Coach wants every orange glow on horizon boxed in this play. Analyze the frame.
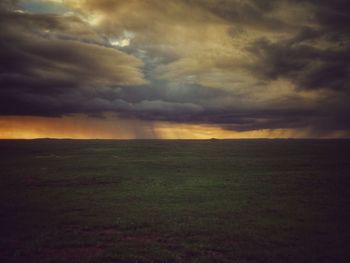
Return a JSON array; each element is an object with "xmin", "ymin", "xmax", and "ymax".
[
  {"xmin": 0, "ymin": 115, "xmax": 348, "ymax": 139},
  {"xmin": 0, "ymin": 115, "xmax": 156, "ymax": 139}
]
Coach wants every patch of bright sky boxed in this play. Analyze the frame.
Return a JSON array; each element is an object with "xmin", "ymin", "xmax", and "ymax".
[
  {"xmin": 110, "ymin": 31, "xmax": 135, "ymax": 47},
  {"xmin": 20, "ymin": 0, "xmax": 70, "ymax": 14}
]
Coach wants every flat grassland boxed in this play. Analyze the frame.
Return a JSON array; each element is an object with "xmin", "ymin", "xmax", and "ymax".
[{"xmin": 0, "ymin": 139, "xmax": 349, "ymax": 263}]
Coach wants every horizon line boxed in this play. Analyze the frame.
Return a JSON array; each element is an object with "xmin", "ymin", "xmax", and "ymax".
[{"xmin": 1, "ymin": 137, "xmax": 349, "ymax": 141}]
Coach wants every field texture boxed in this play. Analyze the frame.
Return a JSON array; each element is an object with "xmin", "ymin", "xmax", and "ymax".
[{"xmin": 0, "ymin": 139, "xmax": 349, "ymax": 263}]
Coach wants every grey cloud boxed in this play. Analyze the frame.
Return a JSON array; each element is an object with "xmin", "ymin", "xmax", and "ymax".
[
  {"xmin": 244, "ymin": 0, "xmax": 350, "ymax": 92},
  {"xmin": 0, "ymin": 5, "xmax": 147, "ymax": 116},
  {"xmin": 247, "ymin": 38, "xmax": 350, "ymax": 91},
  {"xmin": 0, "ymin": 0, "xmax": 350, "ymax": 135}
]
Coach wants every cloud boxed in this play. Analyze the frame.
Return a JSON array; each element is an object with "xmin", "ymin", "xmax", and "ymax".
[
  {"xmin": 0, "ymin": 3, "xmax": 146, "ymax": 116},
  {"xmin": 247, "ymin": 38, "xmax": 350, "ymax": 91},
  {"xmin": 0, "ymin": 0, "xmax": 349, "ymax": 137}
]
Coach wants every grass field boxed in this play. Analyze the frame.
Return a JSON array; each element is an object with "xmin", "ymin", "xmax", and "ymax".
[{"xmin": 0, "ymin": 139, "xmax": 349, "ymax": 263}]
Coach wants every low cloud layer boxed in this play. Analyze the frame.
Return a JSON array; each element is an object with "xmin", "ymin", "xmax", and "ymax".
[{"xmin": 0, "ymin": 0, "xmax": 349, "ymax": 137}]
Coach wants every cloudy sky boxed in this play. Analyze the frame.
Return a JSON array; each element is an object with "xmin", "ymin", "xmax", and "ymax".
[{"xmin": 0, "ymin": 0, "xmax": 349, "ymax": 138}]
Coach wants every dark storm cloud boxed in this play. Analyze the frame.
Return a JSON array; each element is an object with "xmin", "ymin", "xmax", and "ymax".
[
  {"xmin": 0, "ymin": 11, "xmax": 145, "ymax": 84},
  {"xmin": 311, "ymin": 0, "xmax": 350, "ymax": 34},
  {"xmin": 123, "ymin": 107, "xmax": 317, "ymax": 131},
  {"xmin": 0, "ymin": 0, "xmax": 349, "ymax": 135},
  {"xmin": 247, "ymin": 38, "xmax": 350, "ymax": 91},
  {"xmin": 246, "ymin": 0, "xmax": 350, "ymax": 92},
  {"xmin": 0, "ymin": 2, "xmax": 146, "ymax": 115}
]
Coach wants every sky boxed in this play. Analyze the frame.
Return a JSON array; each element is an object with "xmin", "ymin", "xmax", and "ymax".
[{"xmin": 0, "ymin": 0, "xmax": 349, "ymax": 139}]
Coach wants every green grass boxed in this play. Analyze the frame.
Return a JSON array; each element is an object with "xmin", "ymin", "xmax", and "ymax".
[{"xmin": 0, "ymin": 139, "xmax": 349, "ymax": 262}]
